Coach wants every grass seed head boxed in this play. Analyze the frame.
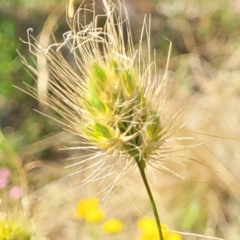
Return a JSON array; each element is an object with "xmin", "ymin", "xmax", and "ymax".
[
  {"xmin": 21, "ymin": 0, "xmax": 177, "ymax": 192},
  {"xmin": 81, "ymin": 60, "xmax": 162, "ymax": 162}
]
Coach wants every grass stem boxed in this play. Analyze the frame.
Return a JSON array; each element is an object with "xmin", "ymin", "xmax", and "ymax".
[{"xmin": 136, "ymin": 157, "xmax": 164, "ymax": 240}]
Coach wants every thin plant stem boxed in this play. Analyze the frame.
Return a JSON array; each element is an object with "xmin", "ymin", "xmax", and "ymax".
[{"xmin": 136, "ymin": 157, "xmax": 164, "ymax": 240}]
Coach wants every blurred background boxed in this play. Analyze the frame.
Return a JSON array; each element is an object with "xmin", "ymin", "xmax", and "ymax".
[{"xmin": 1, "ymin": 0, "xmax": 240, "ymax": 239}]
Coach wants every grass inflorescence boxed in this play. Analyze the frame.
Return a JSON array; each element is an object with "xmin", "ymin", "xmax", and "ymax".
[
  {"xmin": 19, "ymin": 0, "xmax": 181, "ymax": 239},
  {"xmin": 82, "ymin": 60, "xmax": 163, "ymax": 164},
  {"xmin": 20, "ymin": 0, "xmax": 177, "ymax": 196}
]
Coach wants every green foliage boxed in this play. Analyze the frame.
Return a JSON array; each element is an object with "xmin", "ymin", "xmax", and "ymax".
[{"xmin": 0, "ymin": 19, "xmax": 17, "ymax": 99}]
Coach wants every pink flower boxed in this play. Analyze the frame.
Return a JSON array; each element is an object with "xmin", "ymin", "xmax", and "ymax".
[
  {"xmin": 0, "ymin": 178, "xmax": 8, "ymax": 189},
  {"xmin": 0, "ymin": 167, "xmax": 10, "ymax": 189},
  {"xmin": 8, "ymin": 186, "xmax": 23, "ymax": 200},
  {"xmin": 0, "ymin": 167, "xmax": 10, "ymax": 180}
]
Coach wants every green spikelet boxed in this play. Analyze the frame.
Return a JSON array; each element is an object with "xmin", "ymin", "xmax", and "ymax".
[{"xmin": 81, "ymin": 61, "xmax": 162, "ymax": 163}]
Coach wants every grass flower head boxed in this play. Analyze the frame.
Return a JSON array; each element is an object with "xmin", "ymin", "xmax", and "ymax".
[
  {"xmin": 21, "ymin": 0, "xmax": 178, "ymax": 239},
  {"xmin": 22, "ymin": 0, "xmax": 175, "ymax": 198}
]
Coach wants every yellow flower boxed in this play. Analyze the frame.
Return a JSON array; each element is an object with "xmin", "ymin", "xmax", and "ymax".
[
  {"xmin": 138, "ymin": 233, "xmax": 159, "ymax": 240},
  {"xmin": 137, "ymin": 218, "xmax": 182, "ymax": 240},
  {"xmin": 102, "ymin": 219, "xmax": 123, "ymax": 234},
  {"xmin": 138, "ymin": 217, "xmax": 157, "ymax": 232},
  {"xmin": 166, "ymin": 232, "xmax": 182, "ymax": 240},
  {"xmin": 0, "ymin": 219, "xmax": 32, "ymax": 240},
  {"xmin": 74, "ymin": 198, "xmax": 99, "ymax": 218},
  {"xmin": 74, "ymin": 198, "xmax": 104, "ymax": 222},
  {"xmin": 84, "ymin": 208, "xmax": 105, "ymax": 223},
  {"xmin": 138, "ymin": 217, "xmax": 167, "ymax": 238}
]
